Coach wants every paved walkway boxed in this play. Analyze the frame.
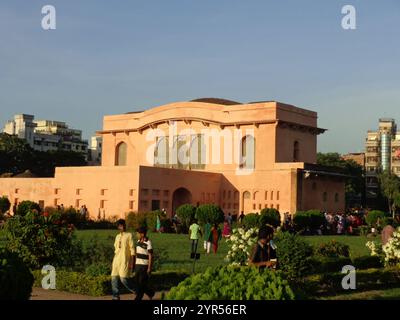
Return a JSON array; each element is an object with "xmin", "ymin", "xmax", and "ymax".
[{"xmin": 30, "ymin": 287, "xmax": 164, "ymax": 300}]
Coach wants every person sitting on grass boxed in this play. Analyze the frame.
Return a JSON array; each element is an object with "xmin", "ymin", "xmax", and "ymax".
[
  {"xmin": 134, "ymin": 226, "xmax": 155, "ymax": 300},
  {"xmin": 248, "ymin": 225, "xmax": 277, "ymax": 270},
  {"xmin": 111, "ymin": 219, "xmax": 137, "ymax": 300}
]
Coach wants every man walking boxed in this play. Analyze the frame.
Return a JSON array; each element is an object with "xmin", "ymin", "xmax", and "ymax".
[
  {"xmin": 134, "ymin": 226, "xmax": 155, "ymax": 300},
  {"xmin": 111, "ymin": 219, "xmax": 136, "ymax": 300},
  {"xmin": 189, "ymin": 218, "xmax": 202, "ymax": 255}
]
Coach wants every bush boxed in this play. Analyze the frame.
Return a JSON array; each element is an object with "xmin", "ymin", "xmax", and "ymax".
[
  {"xmin": 16, "ymin": 201, "xmax": 41, "ymax": 216},
  {"xmin": 195, "ymin": 204, "xmax": 224, "ymax": 225},
  {"xmin": 242, "ymin": 213, "xmax": 260, "ymax": 229},
  {"xmin": 165, "ymin": 266, "xmax": 296, "ymax": 300},
  {"xmin": 3, "ymin": 210, "xmax": 76, "ymax": 269},
  {"xmin": 352, "ymin": 255, "xmax": 383, "ymax": 270},
  {"xmin": 314, "ymin": 240, "xmax": 350, "ymax": 258},
  {"xmin": 365, "ymin": 210, "xmax": 388, "ymax": 227},
  {"xmin": 126, "ymin": 211, "xmax": 147, "ymax": 230},
  {"xmin": 274, "ymin": 231, "xmax": 314, "ymax": 280},
  {"xmin": 0, "ymin": 247, "xmax": 34, "ymax": 300},
  {"xmin": 259, "ymin": 208, "xmax": 281, "ymax": 228},
  {"xmin": 126, "ymin": 210, "xmax": 165, "ymax": 232},
  {"xmin": 310, "ymin": 256, "xmax": 352, "ymax": 274},
  {"xmin": 85, "ymin": 263, "xmax": 112, "ymax": 277},
  {"xmin": 293, "ymin": 210, "xmax": 325, "ymax": 233},
  {"xmin": 303, "ymin": 268, "xmax": 400, "ymax": 296},
  {"xmin": 31, "ymin": 269, "xmax": 189, "ymax": 296},
  {"xmin": 176, "ymin": 204, "xmax": 196, "ymax": 230},
  {"xmin": 0, "ymin": 196, "xmax": 11, "ymax": 214}
]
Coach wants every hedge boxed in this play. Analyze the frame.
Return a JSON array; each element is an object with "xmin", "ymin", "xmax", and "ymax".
[
  {"xmin": 303, "ymin": 267, "xmax": 400, "ymax": 297},
  {"xmin": 32, "ymin": 269, "xmax": 189, "ymax": 296}
]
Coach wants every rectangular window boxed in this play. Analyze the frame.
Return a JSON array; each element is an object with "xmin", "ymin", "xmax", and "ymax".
[
  {"xmin": 15, "ymin": 188, "xmax": 19, "ymax": 194},
  {"xmin": 75, "ymin": 199, "xmax": 81, "ymax": 208},
  {"xmin": 54, "ymin": 199, "xmax": 59, "ymax": 206},
  {"xmin": 258, "ymin": 204, "xmax": 262, "ymax": 210},
  {"xmin": 223, "ymin": 190, "xmax": 226, "ymax": 199},
  {"xmin": 151, "ymin": 200, "xmax": 161, "ymax": 211},
  {"xmin": 141, "ymin": 189, "xmax": 149, "ymax": 197},
  {"xmin": 277, "ymin": 191, "xmax": 280, "ymax": 201},
  {"xmin": 76, "ymin": 189, "xmax": 82, "ymax": 196},
  {"xmin": 152, "ymin": 189, "xmax": 160, "ymax": 197},
  {"xmin": 54, "ymin": 188, "xmax": 60, "ymax": 195},
  {"xmin": 101, "ymin": 189, "xmax": 107, "ymax": 196},
  {"xmin": 100, "ymin": 200, "xmax": 105, "ymax": 209},
  {"xmin": 253, "ymin": 203, "xmax": 256, "ymax": 210},
  {"xmin": 271, "ymin": 191, "xmax": 274, "ymax": 201},
  {"xmin": 277, "ymin": 204, "xmax": 280, "ymax": 211},
  {"xmin": 129, "ymin": 189, "xmax": 135, "ymax": 197},
  {"xmin": 129, "ymin": 201, "xmax": 134, "ymax": 210},
  {"xmin": 228, "ymin": 191, "xmax": 231, "ymax": 199},
  {"xmin": 163, "ymin": 190, "xmax": 169, "ymax": 197},
  {"xmin": 140, "ymin": 200, "xmax": 148, "ymax": 209}
]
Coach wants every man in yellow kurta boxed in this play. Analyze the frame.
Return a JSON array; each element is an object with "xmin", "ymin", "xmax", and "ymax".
[{"xmin": 111, "ymin": 219, "xmax": 136, "ymax": 300}]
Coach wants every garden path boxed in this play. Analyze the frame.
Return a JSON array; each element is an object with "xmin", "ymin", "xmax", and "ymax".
[{"xmin": 30, "ymin": 287, "xmax": 164, "ymax": 300}]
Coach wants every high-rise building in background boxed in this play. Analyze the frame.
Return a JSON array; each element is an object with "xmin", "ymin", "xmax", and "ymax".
[
  {"xmin": 2, "ymin": 114, "xmax": 88, "ymax": 158},
  {"xmin": 365, "ymin": 118, "xmax": 400, "ymax": 204},
  {"xmin": 88, "ymin": 136, "xmax": 102, "ymax": 165}
]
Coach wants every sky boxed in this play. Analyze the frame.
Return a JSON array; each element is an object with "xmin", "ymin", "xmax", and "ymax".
[{"xmin": 0, "ymin": 0, "xmax": 399, "ymax": 153}]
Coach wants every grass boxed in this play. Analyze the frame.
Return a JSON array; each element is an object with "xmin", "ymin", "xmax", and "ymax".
[
  {"xmin": 302, "ymin": 235, "xmax": 376, "ymax": 258},
  {"xmin": 322, "ymin": 287, "xmax": 400, "ymax": 300},
  {"xmin": 1, "ymin": 227, "xmax": 398, "ymax": 299},
  {"xmin": 76, "ymin": 229, "xmax": 230, "ymax": 273}
]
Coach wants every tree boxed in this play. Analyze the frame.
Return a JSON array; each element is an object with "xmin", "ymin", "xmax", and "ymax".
[
  {"xmin": 378, "ymin": 170, "xmax": 400, "ymax": 218},
  {"xmin": 317, "ymin": 152, "xmax": 365, "ymax": 207},
  {"xmin": 0, "ymin": 133, "xmax": 35, "ymax": 175},
  {"xmin": 0, "ymin": 196, "xmax": 11, "ymax": 214},
  {"xmin": 0, "ymin": 133, "xmax": 87, "ymax": 177}
]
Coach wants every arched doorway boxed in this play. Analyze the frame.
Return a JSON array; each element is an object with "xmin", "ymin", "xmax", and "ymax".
[
  {"xmin": 172, "ymin": 187, "xmax": 192, "ymax": 214},
  {"xmin": 242, "ymin": 191, "xmax": 252, "ymax": 214}
]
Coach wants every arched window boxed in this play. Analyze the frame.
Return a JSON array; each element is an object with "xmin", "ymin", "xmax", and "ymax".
[
  {"xmin": 243, "ymin": 191, "xmax": 251, "ymax": 199},
  {"xmin": 335, "ymin": 193, "xmax": 339, "ymax": 203},
  {"xmin": 115, "ymin": 142, "xmax": 127, "ymax": 166},
  {"xmin": 240, "ymin": 135, "xmax": 255, "ymax": 169},
  {"xmin": 312, "ymin": 182, "xmax": 317, "ymax": 190},
  {"xmin": 323, "ymin": 192, "xmax": 328, "ymax": 202},
  {"xmin": 293, "ymin": 141, "xmax": 300, "ymax": 162}
]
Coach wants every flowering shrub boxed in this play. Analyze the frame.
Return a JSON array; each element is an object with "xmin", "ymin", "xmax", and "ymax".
[
  {"xmin": 366, "ymin": 227, "xmax": 400, "ymax": 267},
  {"xmin": 366, "ymin": 241, "xmax": 382, "ymax": 257},
  {"xmin": 382, "ymin": 228, "xmax": 400, "ymax": 266},
  {"xmin": 3, "ymin": 209, "xmax": 76, "ymax": 269},
  {"xmin": 225, "ymin": 227, "xmax": 258, "ymax": 266}
]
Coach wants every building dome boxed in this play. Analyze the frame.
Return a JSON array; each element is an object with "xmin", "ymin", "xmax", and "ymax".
[{"xmin": 189, "ymin": 98, "xmax": 241, "ymax": 105}]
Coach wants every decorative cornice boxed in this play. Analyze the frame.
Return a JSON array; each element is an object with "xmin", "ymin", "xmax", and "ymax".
[{"xmin": 97, "ymin": 118, "xmax": 325, "ymax": 135}]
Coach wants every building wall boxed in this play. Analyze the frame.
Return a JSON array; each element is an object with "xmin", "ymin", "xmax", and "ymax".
[{"xmin": 0, "ymin": 100, "xmax": 345, "ymax": 220}]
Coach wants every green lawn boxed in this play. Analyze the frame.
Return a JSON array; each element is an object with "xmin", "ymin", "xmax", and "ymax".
[
  {"xmin": 322, "ymin": 287, "xmax": 400, "ymax": 300},
  {"xmin": 302, "ymin": 235, "xmax": 376, "ymax": 258},
  {"xmin": 76, "ymin": 229, "xmax": 230, "ymax": 273}
]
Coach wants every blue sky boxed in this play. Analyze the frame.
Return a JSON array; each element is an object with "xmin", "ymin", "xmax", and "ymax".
[{"xmin": 0, "ymin": 0, "xmax": 399, "ymax": 153}]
